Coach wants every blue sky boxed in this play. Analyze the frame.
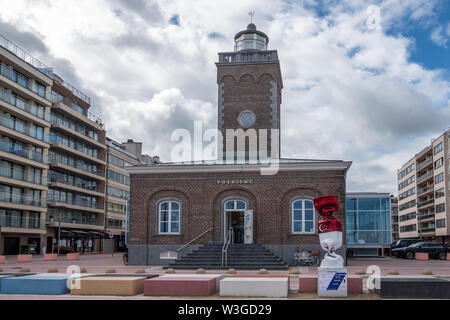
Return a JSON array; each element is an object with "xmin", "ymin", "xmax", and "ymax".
[{"xmin": 0, "ymin": 0, "xmax": 449, "ymax": 194}]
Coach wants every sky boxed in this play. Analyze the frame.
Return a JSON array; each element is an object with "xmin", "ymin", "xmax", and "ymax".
[{"xmin": 0, "ymin": 0, "xmax": 449, "ymax": 195}]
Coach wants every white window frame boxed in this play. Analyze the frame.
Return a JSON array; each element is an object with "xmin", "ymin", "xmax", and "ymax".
[
  {"xmin": 291, "ymin": 199, "xmax": 316, "ymax": 234},
  {"xmin": 158, "ymin": 200, "xmax": 181, "ymax": 235}
]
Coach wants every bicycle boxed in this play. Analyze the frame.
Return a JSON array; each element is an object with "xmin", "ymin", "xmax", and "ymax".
[{"xmin": 291, "ymin": 249, "xmax": 320, "ymax": 267}]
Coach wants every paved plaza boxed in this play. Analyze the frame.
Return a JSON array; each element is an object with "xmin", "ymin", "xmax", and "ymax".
[{"xmin": 0, "ymin": 254, "xmax": 449, "ymax": 299}]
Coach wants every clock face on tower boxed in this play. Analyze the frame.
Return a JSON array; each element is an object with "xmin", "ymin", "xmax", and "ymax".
[{"xmin": 237, "ymin": 110, "xmax": 256, "ymax": 128}]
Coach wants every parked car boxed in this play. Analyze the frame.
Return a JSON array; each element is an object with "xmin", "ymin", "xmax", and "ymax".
[
  {"xmin": 392, "ymin": 242, "xmax": 449, "ymax": 260},
  {"xmin": 390, "ymin": 239, "xmax": 422, "ymax": 256}
]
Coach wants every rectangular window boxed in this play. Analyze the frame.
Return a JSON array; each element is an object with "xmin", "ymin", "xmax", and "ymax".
[
  {"xmin": 435, "ymin": 188, "xmax": 445, "ymax": 199},
  {"xmin": 435, "ymin": 173, "xmax": 444, "ymax": 184},
  {"xmin": 400, "ymin": 224, "xmax": 416, "ymax": 233},
  {"xmin": 434, "ymin": 142, "xmax": 443, "ymax": 155},
  {"xmin": 436, "ymin": 203, "xmax": 445, "ymax": 213},
  {"xmin": 434, "ymin": 157, "xmax": 443, "ymax": 169},
  {"xmin": 436, "ymin": 219, "xmax": 446, "ymax": 228}
]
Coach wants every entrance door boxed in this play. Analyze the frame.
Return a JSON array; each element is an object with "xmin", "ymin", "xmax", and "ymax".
[
  {"xmin": 226, "ymin": 211, "xmax": 245, "ymax": 243},
  {"xmin": 4, "ymin": 237, "xmax": 20, "ymax": 255},
  {"xmin": 244, "ymin": 209, "xmax": 253, "ymax": 244}
]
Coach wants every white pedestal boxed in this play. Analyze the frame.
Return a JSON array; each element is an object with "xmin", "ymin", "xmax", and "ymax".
[{"xmin": 318, "ymin": 268, "xmax": 348, "ymax": 297}]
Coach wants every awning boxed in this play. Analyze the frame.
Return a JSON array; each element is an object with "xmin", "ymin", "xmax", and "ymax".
[{"xmin": 60, "ymin": 228, "xmax": 109, "ymax": 238}]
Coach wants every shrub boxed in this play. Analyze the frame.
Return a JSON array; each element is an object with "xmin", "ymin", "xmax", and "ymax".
[
  {"xmin": 387, "ymin": 270, "xmax": 399, "ymax": 275},
  {"xmin": 289, "ymin": 268, "xmax": 300, "ymax": 274},
  {"xmin": 355, "ymin": 269, "xmax": 366, "ymax": 275},
  {"xmin": 135, "ymin": 269, "xmax": 146, "ymax": 274},
  {"xmin": 80, "ymin": 268, "xmax": 87, "ymax": 273},
  {"xmin": 19, "ymin": 268, "xmax": 30, "ymax": 273},
  {"xmin": 47, "ymin": 268, "xmax": 58, "ymax": 273},
  {"xmin": 226, "ymin": 268, "xmax": 237, "ymax": 274},
  {"xmin": 422, "ymin": 269, "xmax": 433, "ymax": 275},
  {"xmin": 0, "ymin": 268, "xmax": 3, "ymax": 272},
  {"xmin": 105, "ymin": 269, "xmax": 116, "ymax": 274},
  {"xmin": 258, "ymin": 268, "xmax": 268, "ymax": 274},
  {"xmin": 196, "ymin": 268, "xmax": 206, "ymax": 274},
  {"xmin": 165, "ymin": 268, "xmax": 176, "ymax": 274}
]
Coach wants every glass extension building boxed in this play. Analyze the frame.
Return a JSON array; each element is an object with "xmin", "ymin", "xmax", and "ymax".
[{"xmin": 346, "ymin": 192, "xmax": 392, "ymax": 256}]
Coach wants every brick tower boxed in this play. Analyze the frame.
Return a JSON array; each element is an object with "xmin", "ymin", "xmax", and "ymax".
[{"xmin": 216, "ymin": 23, "xmax": 283, "ymax": 161}]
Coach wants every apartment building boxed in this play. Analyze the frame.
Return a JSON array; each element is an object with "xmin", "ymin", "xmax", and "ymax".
[
  {"xmin": 391, "ymin": 196, "xmax": 399, "ymax": 241},
  {"xmin": 104, "ymin": 138, "xmax": 139, "ymax": 252},
  {"xmin": 397, "ymin": 128, "xmax": 450, "ymax": 243},
  {"xmin": 103, "ymin": 138, "xmax": 160, "ymax": 252},
  {"xmin": 0, "ymin": 35, "xmax": 52, "ymax": 255},
  {"xmin": 46, "ymin": 75, "xmax": 107, "ymax": 253}
]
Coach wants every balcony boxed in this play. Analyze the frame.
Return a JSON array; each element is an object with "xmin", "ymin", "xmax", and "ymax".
[
  {"xmin": 51, "ymin": 99, "xmax": 104, "ymax": 132},
  {"xmin": 48, "ymin": 154, "xmax": 105, "ymax": 180},
  {"xmin": 0, "ymin": 64, "xmax": 52, "ymax": 102},
  {"xmin": 46, "ymin": 215, "xmax": 104, "ymax": 230},
  {"xmin": 0, "ymin": 88, "xmax": 50, "ymax": 122},
  {"xmin": 217, "ymin": 50, "xmax": 279, "ymax": 64},
  {"xmin": 417, "ymin": 198, "xmax": 434, "ymax": 208},
  {"xmin": 416, "ymin": 171, "xmax": 433, "ymax": 183},
  {"xmin": 418, "ymin": 213, "xmax": 435, "ymax": 221},
  {"xmin": 0, "ymin": 166, "xmax": 47, "ymax": 186},
  {"xmin": 416, "ymin": 156, "xmax": 433, "ymax": 171},
  {"xmin": 420, "ymin": 226, "xmax": 435, "ymax": 234},
  {"xmin": 0, "ymin": 191, "xmax": 45, "ymax": 208},
  {"xmin": 0, "ymin": 214, "xmax": 46, "ymax": 230},
  {"xmin": 48, "ymin": 175, "xmax": 104, "ymax": 197},
  {"xmin": 0, "ymin": 139, "xmax": 47, "ymax": 163},
  {"xmin": 0, "ymin": 114, "xmax": 50, "ymax": 144},
  {"xmin": 417, "ymin": 184, "xmax": 434, "ymax": 196},
  {"xmin": 0, "ymin": 34, "xmax": 53, "ymax": 79},
  {"xmin": 50, "ymin": 116, "xmax": 105, "ymax": 149}
]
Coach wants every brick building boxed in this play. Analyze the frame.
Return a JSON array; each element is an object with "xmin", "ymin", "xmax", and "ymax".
[{"xmin": 128, "ymin": 24, "xmax": 352, "ymax": 267}]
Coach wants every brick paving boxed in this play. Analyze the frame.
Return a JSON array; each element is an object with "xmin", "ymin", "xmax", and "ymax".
[{"xmin": 0, "ymin": 254, "xmax": 448, "ymax": 299}]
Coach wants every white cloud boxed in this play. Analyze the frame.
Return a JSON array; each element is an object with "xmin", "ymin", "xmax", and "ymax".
[{"xmin": 0, "ymin": 0, "xmax": 448, "ymax": 195}]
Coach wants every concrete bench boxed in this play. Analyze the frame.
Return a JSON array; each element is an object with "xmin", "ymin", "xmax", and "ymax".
[
  {"xmin": 162, "ymin": 274, "xmax": 226, "ymax": 289},
  {"xmin": 230, "ymin": 274, "xmax": 290, "ymax": 286},
  {"xmin": 298, "ymin": 275, "xmax": 317, "ymax": 293},
  {"xmin": 144, "ymin": 276, "xmax": 218, "ymax": 296},
  {"xmin": 71, "ymin": 277, "xmax": 146, "ymax": 296},
  {"xmin": 0, "ymin": 256, "xmax": 5, "ymax": 264},
  {"xmin": 0, "ymin": 275, "xmax": 15, "ymax": 291},
  {"xmin": 415, "ymin": 252, "xmax": 429, "ymax": 260},
  {"xmin": 0, "ymin": 274, "xmax": 82, "ymax": 295},
  {"xmin": 66, "ymin": 253, "xmax": 80, "ymax": 261},
  {"xmin": 44, "ymin": 254, "xmax": 58, "ymax": 261},
  {"xmin": 17, "ymin": 254, "xmax": 32, "ymax": 263},
  {"xmin": 220, "ymin": 277, "xmax": 289, "ymax": 298}
]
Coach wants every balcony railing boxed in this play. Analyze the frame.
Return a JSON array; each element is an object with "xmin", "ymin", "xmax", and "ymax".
[
  {"xmin": 0, "ymin": 114, "xmax": 50, "ymax": 143},
  {"xmin": 53, "ymin": 78, "xmax": 90, "ymax": 104},
  {"xmin": 0, "ymin": 166, "xmax": 47, "ymax": 185},
  {"xmin": 0, "ymin": 191, "xmax": 45, "ymax": 207},
  {"xmin": 420, "ymin": 226, "xmax": 435, "ymax": 233},
  {"xmin": 417, "ymin": 184, "xmax": 434, "ymax": 196},
  {"xmin": 49, "ymin": 135, "xmax": 103, "ymax": 160},
  {"xmin": 0, "ymin": 64, "xmax": 52, "ymax": 101},
  {"xmin": 0, "ymin": 88, "xmax": 50, "ymax": 122},
  {"xmin": 48, "ymin": 154, "xmax": 104, "ymax": 178},
  {"xmin": 416, "ymin": 156, "xmax": 433, "ymax": 171},
  {"xmin": 0, "ymin": 34, "xmax": 53, "ymax": 78},
  {"xmin": 417, "ymin": 171, "xmax": 433, "ymax": 183},
  {"xmin": 418, "ymin": 213, "xmax": 435, "ymax": 221},
  {"xmin": 50, "ymin": 114, "xmax": 101, "ymax": 143},
  {"xmin": 47, "ymin": 196, "xmax": 103, "ymax": 210},
  {"xmin": 218, "ymin": 50, "xmax": 279, "ymax": 64},
  {"xmin": 0, "ymin": 139, "xmax": 46, "ymax": 163},
  {"xmin": 52, "ymin": 95, "xmax": 105, "ymax": 130},
  {"xmin": 417, "ymin": 198, "xmax": 435, "ymax": 208},
  {"xmin": 46, "ymin": 215, "xmax": 101, "ymax": 226},
  {"xmin": 0, "ymin": 214, "xmax": 45, "ymax": 229},
  {"xmin": 48, "ymin": 175, "xmax": 103, "ymax": 193}
]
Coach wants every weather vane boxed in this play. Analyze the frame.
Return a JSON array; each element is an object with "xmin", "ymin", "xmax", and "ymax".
[{"xmin": 249, "ymin": 11, "xmax": 255, "ymax": 23}]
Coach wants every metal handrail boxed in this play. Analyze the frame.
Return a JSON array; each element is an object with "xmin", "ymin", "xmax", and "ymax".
[
  {"xmin": 222, "ymin": 227, "xmax": 233, "ymax": 268},
  {"xmin": 177, "ymin": 227, "xmax": 213, "ymax": 252}
]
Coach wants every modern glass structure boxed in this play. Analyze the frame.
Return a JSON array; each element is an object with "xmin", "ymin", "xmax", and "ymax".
[{"xmin": 346, "ymin": 193, "xmax": 392, "ymax": 256}]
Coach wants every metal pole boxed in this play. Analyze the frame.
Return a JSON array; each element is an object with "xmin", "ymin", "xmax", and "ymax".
[{"xmin": 57, "ymin": 212, "xmax": 61, "ymax": 255}]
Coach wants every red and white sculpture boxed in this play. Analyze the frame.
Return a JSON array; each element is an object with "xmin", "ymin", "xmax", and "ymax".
[{"xmin": 314, "ymin": 195, "xmax": 344, "ymax": 269}]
